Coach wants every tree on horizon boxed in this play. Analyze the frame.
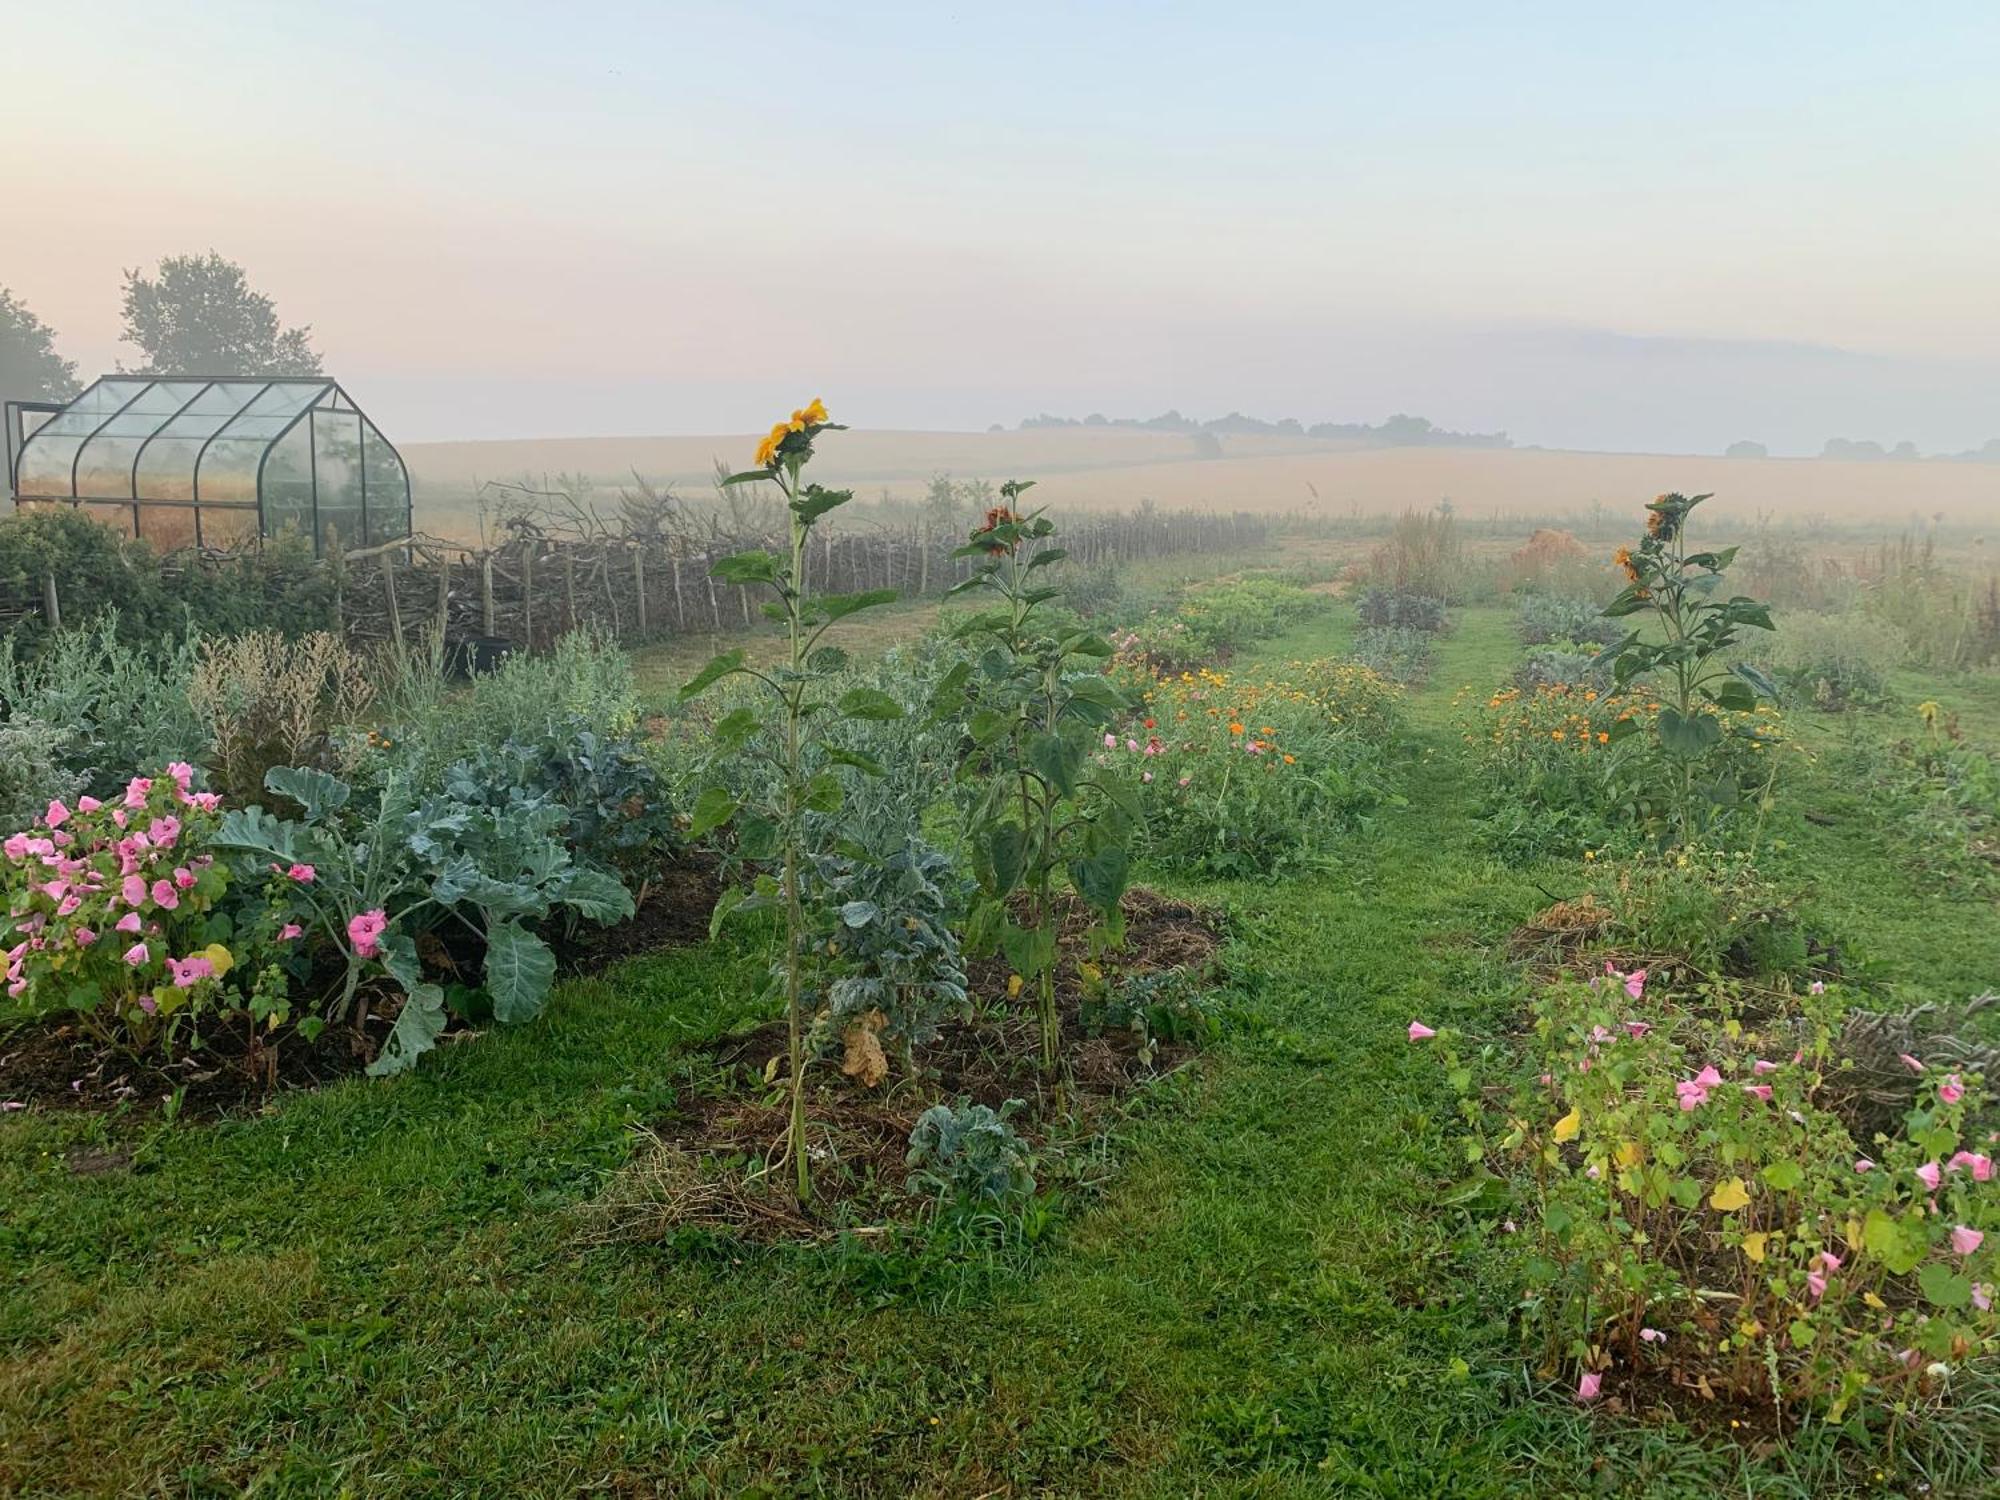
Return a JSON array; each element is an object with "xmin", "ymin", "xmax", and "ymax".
[
  {"xmin": 0, "ymin": 287, "xmax": 80, "ymax": 402},
  {"xmin": 119, "ymin": 252, "xmax": 324, "ymax": 377}
]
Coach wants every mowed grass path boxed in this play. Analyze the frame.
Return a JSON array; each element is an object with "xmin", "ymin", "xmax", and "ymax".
[{"xmin": 3, "ymin": 608, "xmax": 1991, "ymax": 1496}]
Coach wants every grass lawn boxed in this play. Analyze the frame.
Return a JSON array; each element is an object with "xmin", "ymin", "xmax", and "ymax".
[{"xmin": 4, "ymin": 604, "xmax": 1996, "ymax": 1496}]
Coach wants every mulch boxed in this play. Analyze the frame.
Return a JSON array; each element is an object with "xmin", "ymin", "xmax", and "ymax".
[{"xmin": 586, "ymin": 886, "xmax": 1227, "ymax": 1244}]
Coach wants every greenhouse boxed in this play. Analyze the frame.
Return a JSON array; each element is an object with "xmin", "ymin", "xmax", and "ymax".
[{"xmin": 3, "ymin": 375, "xmax": 411, "ymax": 553}]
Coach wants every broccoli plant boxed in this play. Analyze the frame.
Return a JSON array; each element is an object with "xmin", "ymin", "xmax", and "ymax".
[
  {"xmin": 806, "ymin": 829, "xmax": 969, "ymax": 1086},
  {"xmin": 905, "ymin": 1097, "xmax": 1037, "ymax": 1206}
]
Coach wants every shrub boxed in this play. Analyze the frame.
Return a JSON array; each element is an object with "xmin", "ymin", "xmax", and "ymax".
[
  {"xmin": 1462, "ymin": 683, "xmax": 1797, "ymax": 859},
  {"xmin": 188, "ymin": 630, "xmax": 374, "ymax": 805},
  {"xmin": 1, "ymin": 767, "xmax": 287, "ymax": 1055},
  {"xmin": 1516, "ymin": 592, "xmax": 1624, "ymax": 647},
  {"xmin": 1357, "ymin": 587, "xmax": 1449, "ymax": 633},
  {"xmin": 0, "ymin": 615, "xmax": 207, "ymax": 796},
  {"xmin": 1364, "ymin": 508, "xmax": 1463, "ymax": 599},
  {"xmin": 0, "ymin": 507, "xmax": 335, "ymax": 651},
  {"xmin": 906, "ymin": 1098, "xmax": 1037, "ymax": 1206},
  {"xmin": 1513, "ymin": 645, "xmax": 1612, "ymax": 694},
  {"xmin": 1422, "ymin": 970, "xmax": 2000, "ymax": 1422},
  {"xmin": 1119, "ymin": 665, "xmax": 1396, "ymax": 879},
  {"xmin": 1352, "ymin": 625, "xmax": 1437, "ymax": 686},
  {"xmin": 1748, "ymin": 609, "xmax": 1908, "ymax": 710},
  {"xmin": 0, "ymin": 719, "xmax": 81, "ymax": 837}
]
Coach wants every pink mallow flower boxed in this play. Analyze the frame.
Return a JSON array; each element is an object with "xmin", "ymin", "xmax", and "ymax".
[
  {"xmin": 1916, "ymin": 1161, "xmax": 1943, "ymax": 1193},
  {"xmin": 73, "ymin": 928, "xmax": 96, "ymax": 947},
  {"xmin": 1752, "ymin": 1058, "xmax": 1780, "ymax": 1076},
  {"xmin": 279, "ymin": 923, "xmax": 303, "ymax": 941},
  {"xmin": 123, "ymin": 942, "xmax": 150, "ymax": 966},
  {"xmin": 44, "ymin": 799, "xmax": 70, "ymax": 829},
  {"xmin": 287, "ymin": 864, "xmax": 316, "ymax": 884},
  {"xmin": 1639, "ymin": 1327, "xmax": 1666, "ymax": 1344},
  {"xmin": 1676, "ymin": 1065, "xmax": 1723, "ymax": 1112},
  {"xmin": 1973, "ymin": 1284, "xmax": 1993, "ymax": 1313},
  {"xmin": 1622, "ymin": 1020, "xmax": 1652, "ymax": 1038},
  {"xmin": 347, "ymin": 909, "xmax": 388, "ymax": 959},
  {"xmin": 1408, "ymin": 1020, "xmax": 1436, "ymax": 1041},
  {"xmin": 1575, "ymin": 1370, "xmax": 1602, "ymax": 1403},
  {"xmin": 1900, "ymin": 1053, "xmax": 1926, "ymax": 1074},
  {"xmin": 115, "ymin": 912, "xmax": 142, "ymax": 935},
  {"xmin": 1940, "ymin": 1074, "xmax": 1966, "ymax": 1105},
  {"xmin": 1854, "ymin": 1158, "xmax": 1875, "ymax": 1173},
  {"xmin": 1951, "ymin": 1225, "xmax": 1985, "ymax": 1257},
  {"xmin": 1947, "ymin": 1151, "xmax": 1994, "ymax": 1182},
  {"xmin": 149, "ymin": 879, "xmax": 179, "ymax": 910},
  {"xmin": 1742, "ymin": 1084, "xmax": 1773, "ymax": 1103},
  {"xmin": 165, "ymin": 955, "xmax": 214, "ymax": 989}
]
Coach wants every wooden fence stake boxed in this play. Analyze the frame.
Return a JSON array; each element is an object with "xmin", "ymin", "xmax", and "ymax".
[{"xmin": 379, "ymin": 553, "xmax": 404, "ymax": 654}]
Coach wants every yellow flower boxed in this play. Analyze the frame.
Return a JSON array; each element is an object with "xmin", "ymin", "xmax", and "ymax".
[
  {"xmin": 753, "ymin": 421, "xmax": 790, "ymax": 468},
  {"xmin": 1006, "ymin": 974, "xmax": 1023, "ymax": 998},
  {"xmin": 800, "ymin": 396, "xmax": 829, "ymax": 425}
]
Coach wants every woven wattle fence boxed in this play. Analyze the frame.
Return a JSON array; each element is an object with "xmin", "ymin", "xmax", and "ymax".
[{"xmin": 330, "ymin": 510, "xmax": 1269, "ymax": 654}]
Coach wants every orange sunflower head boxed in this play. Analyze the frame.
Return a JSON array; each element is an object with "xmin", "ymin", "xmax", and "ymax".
[{"xmin": 971, "ymin": 505, "xmax": 1020, "ymax": 554}]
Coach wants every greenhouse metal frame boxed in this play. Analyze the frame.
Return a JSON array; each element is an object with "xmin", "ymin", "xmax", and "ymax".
[{"xmin": 4, "ymin": 375, "xmax": 411, "ymax": 554}]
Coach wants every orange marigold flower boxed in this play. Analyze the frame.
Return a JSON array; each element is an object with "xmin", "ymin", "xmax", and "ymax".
[{"xmin": 1228, "ymin": 721, "xmax": 1244, "ymax": 735}]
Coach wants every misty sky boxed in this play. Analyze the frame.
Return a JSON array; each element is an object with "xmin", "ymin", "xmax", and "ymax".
[{"xmin": 8, "ymin": 1, "xmax": 2000, "ymax": 453}]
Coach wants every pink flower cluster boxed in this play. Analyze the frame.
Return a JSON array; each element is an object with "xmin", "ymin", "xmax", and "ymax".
[{"xmin": 3, "ymin": 767, "xmax": 223, "ymax": 1013}]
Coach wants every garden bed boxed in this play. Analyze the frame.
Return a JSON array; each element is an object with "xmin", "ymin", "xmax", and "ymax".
[
  {"xmin": 0, "ymin": 851, "xmax": 723, "ymax": 1122},
  {"xmin": 589, "ymin": 886, "xmax": 1226, "ymax": 1243}
]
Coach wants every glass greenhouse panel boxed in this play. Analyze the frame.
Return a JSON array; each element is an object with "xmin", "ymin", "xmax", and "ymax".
[{"xmin": 10, "ymin": 375, "xmax": 409, "ymax": 555}]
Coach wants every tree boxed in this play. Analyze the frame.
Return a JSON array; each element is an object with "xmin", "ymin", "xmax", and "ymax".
[
  {"xmin": 0, "ymin": 287, "xmax": 79, "ymax": 402},
  {"xmin": 120, "ymin": 253, "xmax": 323, "ymax": 376},
  {"xmin": 1724, "ymin": 440, "xmax": 1767, "ymax": 460}
]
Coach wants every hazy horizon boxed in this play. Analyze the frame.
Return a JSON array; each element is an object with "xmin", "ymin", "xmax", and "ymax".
[{"xmin": 9, "ymin": 3, "xmax": 2000, "ymax": 454}]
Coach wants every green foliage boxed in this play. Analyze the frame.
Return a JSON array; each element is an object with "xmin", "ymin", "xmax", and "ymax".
[
  {"xmin": 1597, "ymin": 493, "xmax": 1780, "ymax": 846},
  {"xmin": 1118, "ymin": 663, "xmax": 1398, "ymax": 879},
  {"xmin": 1517, "ymin": 591, "xmax": 1624, "ymax": 647},
  {"xmin": 1351, "ymin": 624, "xmax": 1437, "ymax": 685},
  {"xmin": 0, "ymin": 284, "xmax": 78, "ymax": 400},
  {"xmin": 905, "ymin": 1098, "xmax": 1037, "ymax": 1206},
  {"xmin": 1751, "ymin": 608, "xmax": 1908, "ymax": 710},
  {"xmin": 1429, "ymin": 965, "xmax": 1998, "ymax": 1421},
  {"xmin": 679, "ymin": 405, "xmax": 894, "ymax": 1201},
  {"xmin": 0, "ymin": 613, "xmax": 207, "ymax": 796},
  {"xmin": 0, "ymin": 508, "xmax": 335, "ymax": 652},
  {"xmin": 807, "ymin": 829, "xmax": 968, "ymax": 1074},
  {"xmin": 367, "ymin": 629, "xmax": 641, "ymax": 791},
  {"xmin": 0, "ymin": 718, "xmax": 81, "ymax": 836},
  {"xmin": 947, "ymin": 486, "xmax": 1137, "ymax": 1071},
  {"xmin": 1357, "ymin": 587, "xmax": 1449, "ymax": 633},
  {"xmin": 1078, "ymin": 965, "xmax": 1219, "ymax": 1066},
  {"xmin": 216, "ymin": 761, "xmax": 633, "ymax": 1075},
  {"xmin": 119, "ymin": 252, "xmax": 323, "ymax": 376}
]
